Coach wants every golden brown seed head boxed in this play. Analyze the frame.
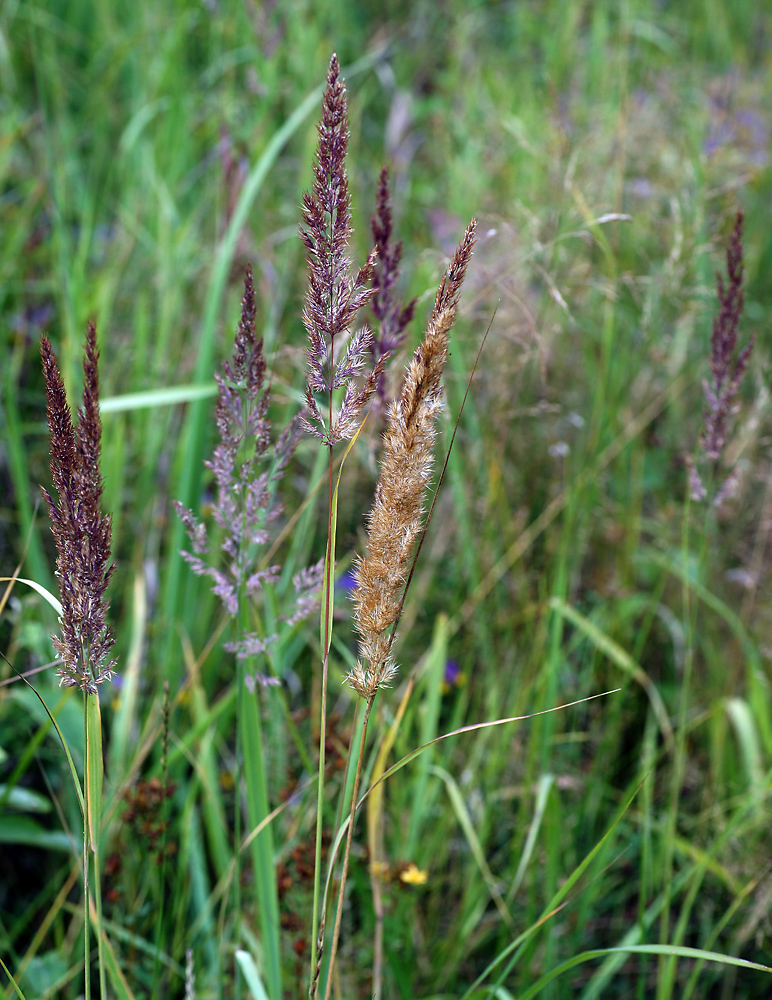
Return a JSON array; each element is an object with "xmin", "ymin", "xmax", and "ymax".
[{"xmin": 349, "ymin": 220, "xmax": 477, "ymax": 698}]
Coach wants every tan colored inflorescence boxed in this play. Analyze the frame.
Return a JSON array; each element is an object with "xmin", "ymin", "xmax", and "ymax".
[{"xmin": 349, "ymin": 219, "xmax": 477, "ymax": 698}]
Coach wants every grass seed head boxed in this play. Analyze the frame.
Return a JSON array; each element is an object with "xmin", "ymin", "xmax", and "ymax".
[
  {"xmin": 369, "ymin": 166, "xmax": 417, "ymax": 410},
  {"xmin": 41, "ymin": 323, "xmax": 115, "ymax": 692},
  {"xmin": 349, "ymin": 220, "xmax": 477, "ymax": 698},
  {"xmin": 174, "ymin": 267, "xmax": 321, "ymax": 675},
  {"xmin": 300, "ymin": 53, "xmax": 383, "ymax": 446},
  {"xmin": 690, "ymin": 210, "xmax": 756, "ymax": 504}
]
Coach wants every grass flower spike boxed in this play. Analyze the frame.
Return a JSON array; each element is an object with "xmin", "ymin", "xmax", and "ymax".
[
  {"xmin": 350, "ymin": 219, "xmax": 477, "ymax": 698},
  {"xmin": 41, "ymin": 323, "xmax": 115, "ymax": 693},
  {"xmin": 688, "ymin": 210, "xmax": 756, "ymax": 505},
  {"xmin": 369, "ymin": 166, "xmax": 417, "ymax": 409},
  {"xmin": 174, "ymin": 266, "xmax": 317, "ymax": 672},
  {"xmin": 300, "ymin": 53, "xmax": 384, "ymax": 446}
]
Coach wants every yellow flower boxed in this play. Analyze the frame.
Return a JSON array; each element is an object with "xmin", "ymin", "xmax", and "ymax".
[
  {"xmin": 398, "ymin": 863, "xmax": 428, "ymax": 886},
  {"xmin": 370, "ymin": 860, "xmax": 390, "ymax": 880}
]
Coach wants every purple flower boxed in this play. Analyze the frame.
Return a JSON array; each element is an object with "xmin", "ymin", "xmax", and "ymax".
[
  {"xmin": 336, "ymin": 570, "xmax": 358, "ymax": 595},
  {"xmin": 442, "ymin": 659, "xmax": 467, "ymax": 693},
  {"xmin": 444, "ymin": 659, "xmax": 461, "ymax": 685}
]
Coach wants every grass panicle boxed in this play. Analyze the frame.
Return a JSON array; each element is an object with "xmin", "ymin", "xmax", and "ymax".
[
  {"xmin": 321, "ymin": 217, "xmax": 477, "ymax": 1000},
  {"xmin": 369, "ymin": 166, "xmax": 417, "ymax": 410},
  {"xmin": 350, "ymin": 219, "xmax": 477, "ymax": 698},
  {"xmin": 40, "ymin": 323, "xmax": 115, "ymax": 693},
  {"xmin": 174, "ymin": 265, "xmax": 319, "ymax": 675},
  {"xmin": 300, "ymin": 53, "xmax": 385, "ymax": 446},
  {"xmin": 689, "ymin": 210, "xmax": 756, "ymax": 505}
]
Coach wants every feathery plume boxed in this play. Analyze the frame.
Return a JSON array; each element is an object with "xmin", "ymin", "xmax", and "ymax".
[
  {"xmin": 349, "ymin": 219, "xmax": 477, "ymax": 698},
  {"xmin": 369, "ymin": 166, "xmax": 417, "ymax": 410},
  {"xmin": 174, "ymin": 267, "xmax": 321, "ymax": 674},
  {"xmin": 689, "ymin": 211, "xmax": 756, "ymax": 504},
  {"xmin": 299, "ymin": 53, "xmax": 384, "ymax": 446},
  {"xmin": 41, "ymin": 323, "xmax": 115, "ymax": 692}
]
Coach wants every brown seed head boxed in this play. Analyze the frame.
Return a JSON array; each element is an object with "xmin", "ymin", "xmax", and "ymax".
[{"xmin": 349, "ymin": 220, "xmax": 477, "ymax": 697}]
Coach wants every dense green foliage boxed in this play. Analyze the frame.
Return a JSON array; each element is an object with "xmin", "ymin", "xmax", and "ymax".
[{"xmin": 1, "ymin": 1, "xmax": 771, "ymax": 997}]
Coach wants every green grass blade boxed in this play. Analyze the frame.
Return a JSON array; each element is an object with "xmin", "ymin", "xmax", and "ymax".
[
  {"xmin": 641, "ymin": 550, "xmax": 772, "ymax": 753},
  {"xmin": 461, "ymin": 776, "xmax": 642, "ymax": 999},
  {"xmin": 319, "ymin": 418, "xmax": 367, "ymax": 659},
  {"xmin": 85, "ymin": 693, "xmax": 103, "ymax": 851},
  {"xmin": 724, "ymin": 697, "xmax": 764, "ymax": 800},
  {"xmin": 318, "ymin": 691, "xmax": 620, "ymax": 947},
  {"xmin": 507, "ymin": 773, "xmax": 554, "ymax": 904},
  {"xmin": 7, "ymin": 671, "xmax": 84, "ymax": 820},
  {"xmin": 241, "ymin": 687, "xmax": 281, "ymax": 1000},
  {"xmin": 370, "ymin": 691, "xmax": 619, "ymax": 804},
  {"xmin": 578, "ymin": 866, "xmax": 694, "ymax": 1000},
  {"xmin": 549, "ymin": 596, "xmax": 673, "ymax": 749},
  {"xmin": 107, "ymin": 572, "xmax": 145, "ymax": 784},
  {"xmin": 235, "ymin": 950, "xmax": 270, "ymax": 1000},
  {"xmin": 99, "ymin": 383, "xmax": 216, "ymax": 414},
  {"xmin": 0, "ymin": 816, "xmax": 71, "ymax": 852},
  {"xmin": 429, "ymin": 764, "xmax": 514, "ymax": 929},
  {"xmin": 406, "ymin": 614, "xmax": 447, "ymax": 857},
  {"xmin": 95, "ymin": 922, "xmax": 136, "ymax": 1000},
  {"xmin": 0, "ymin": 957, "xmax": 28, "ymax": 1000},
  {"xmin": 515, "ymin": 945, "xmax": 772, "ymax": 1000},
  {"xmin": 85, "ymin": 692, "xmax": 107, "ymax": 998},
  {"xmin": 2, "ymin": 578, "xmax": 62, "ymax": 617}
]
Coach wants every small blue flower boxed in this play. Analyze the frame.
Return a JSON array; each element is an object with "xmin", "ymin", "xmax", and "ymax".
[
  {"xmin": 442, "ymin": 659, "xmax": 467, "ymax": 693},
  {"xmin": 337, "ymin": 570, "xmax": 358, "ymax": 595},
  {"xmin": 444, "ymin": 660, "xmax": 461, "ymax": 685}
]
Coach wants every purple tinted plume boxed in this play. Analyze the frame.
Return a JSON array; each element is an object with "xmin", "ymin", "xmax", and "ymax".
[
  {"xmin": 41, "ymin": 323, "xmax": 116, "ymax": 692},
  {"xmin": 174, "ymin": 267, "xmax": 322, "ymax": 670},
  {"xmin": 690, "ymin": 211, "xmax": 756, "ymax": 503},
  {"xmin": 370, "ymin": 166, "xmax": 417, "ymax": 409},
  {"xmin": 299, "ymin": 54, "xmax": 385, "ymax": 445}
]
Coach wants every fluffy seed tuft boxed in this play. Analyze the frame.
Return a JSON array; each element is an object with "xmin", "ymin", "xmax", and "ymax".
[{"xmin": 349, "ymin": 220, "xmax": 477, "ymax": 697}]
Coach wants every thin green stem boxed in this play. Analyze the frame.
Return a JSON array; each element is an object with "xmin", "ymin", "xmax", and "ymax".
[
  {"xmin": 83, "ymin": 698, "xmax": 91, "ymax": 1000},
  {"xmin": 93, "ymin": 847, "xmax": 106, "ymax": 1000},
  {"xmin": 323, "ymin": 693, "xmax": 375, "ymax": 1000},
  {"xmin": 309, "ymin": 442, "xmax": 335, "ymax": 999},
  {"xmin": 657, "ymin": 464, "xmax": 714, "ymax": 999},
  {"xmin": 234, "ymin": 658, "xmax": 243, "ymax": 1000}
]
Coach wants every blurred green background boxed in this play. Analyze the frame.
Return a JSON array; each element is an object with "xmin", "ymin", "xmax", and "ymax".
[{"xmin": 1, "ymin": 1, "xmax": 771, "ymax": 998}]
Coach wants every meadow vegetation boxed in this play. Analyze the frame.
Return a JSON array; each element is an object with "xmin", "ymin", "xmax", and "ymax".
[{"xmin": 1, "ymin": 1, "xmax": 771, "ymax": 998}]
